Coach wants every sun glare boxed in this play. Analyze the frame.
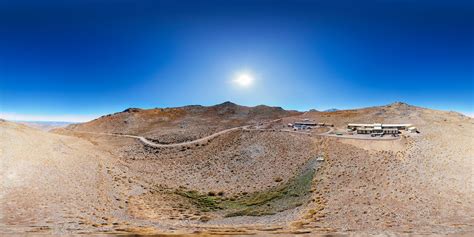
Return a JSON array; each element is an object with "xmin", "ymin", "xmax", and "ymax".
[{"xmin": 233, "ymin": 73, "xmax": 254, "ymax": 87}]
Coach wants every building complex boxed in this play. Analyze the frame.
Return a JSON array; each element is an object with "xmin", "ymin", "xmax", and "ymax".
[{"xmin": 347, "ymin": 123, "xmax": 417, "ymax": 135}]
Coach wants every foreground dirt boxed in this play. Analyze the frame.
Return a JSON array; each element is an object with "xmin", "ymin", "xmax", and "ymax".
[{"xmin": 2, "ymin": 102, "xmax": 473, "ymax": 235}]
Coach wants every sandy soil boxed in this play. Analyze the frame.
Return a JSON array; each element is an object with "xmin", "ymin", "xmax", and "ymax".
[
  {"xmin": 118, "ymin": 130, "xmax": 320, "ymax": 195},
  {"xmin": 2, "ymin": 102, "xmax": 473, "ymax": 235},
  {"xmin": 60, "ymin": 102, "xmax": 299, "ymax": 144},
  {"xmin": 286, "ymin": 103, "xmax": 474, "ymax": 234},
  {"xmin": 0, "ymin": 121, "xmax": 138, "ymax": 234}
]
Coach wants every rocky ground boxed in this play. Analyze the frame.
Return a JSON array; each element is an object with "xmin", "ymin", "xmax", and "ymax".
[
  {"xmin": 62, "ymin": 102, "xmax": 299, "ymax": 144},
  {"xmin": 288, "ymin": 103, "xmax": 474, "ymax": 234},
  {"xmin": 1, "ymin": 102, "xmax": 473, "ymax": 235},
  {"xmin": 0, "ymin": 121, "xmax": 130, "ymax": 234}
]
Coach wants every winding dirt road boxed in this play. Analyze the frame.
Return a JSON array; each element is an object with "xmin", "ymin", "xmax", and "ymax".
[
  {"xmin": 68, "ymin": 119, "xmax": 289, "ymax": 148},
  {"xmin": 69, "ymin": 126, "xmax": 249, "ymax": 148},
  {"xmin": 70, "ymin": 123, "xmax": 398, "ymax": 147}
]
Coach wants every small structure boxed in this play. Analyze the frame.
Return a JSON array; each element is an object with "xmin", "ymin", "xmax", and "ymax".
[
  {"xmin": 294, "ymin": 121, "xmax": 318, "ymax": 127},
  {"xmin": 293, "ymin": 121, "xmax": 317, "ymax": 130},
  {"xmin": 383, "ymin": 128, "xmax": 399, "ymax": 134},
  {"xmin": 408, "ymin": 126, "xmax": 418, "ymax": 133},
  {"xmin": 317, "ymin": 122, "xmax": 334, "ymax": 127},
  {"xmin": 292, "ymin": 120, "xmax": 333, "ymax": 130},
  {"xmin": 347, "ymin": 123, "xmax": 413, "ymax": 135}
]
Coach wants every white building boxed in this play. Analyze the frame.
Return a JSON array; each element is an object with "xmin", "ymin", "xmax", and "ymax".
[{"xmin": 347, "ymin": 123, "xmax": 413, "ymax": 135}]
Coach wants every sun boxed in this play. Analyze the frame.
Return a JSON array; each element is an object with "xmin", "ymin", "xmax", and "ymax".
[{"xmin": 233, "ymin": 73, "xmax": 254, "ymax": 87}]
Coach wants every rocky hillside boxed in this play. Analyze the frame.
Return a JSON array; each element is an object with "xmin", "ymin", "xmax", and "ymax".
[
  {"xmin": 4, "ymin": 102, "xmax": 473, "ymax": 235},
  {"xmin": 0, "ymin": 120, "xmax": 130, "ymax": 234},
  {"xmin": 285, "ymin": 102, "xmax": 470, "ymax": 128},
  {"xmin": 62, "ymin": 101, "xmax": 300, "ymax": 143},
  {"xmin": 281, "ymin": 102, "xmax": 474, "ymax": 233}
]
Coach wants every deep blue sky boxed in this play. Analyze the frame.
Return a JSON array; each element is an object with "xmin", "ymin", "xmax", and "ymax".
[{"xmin": 1, "ymin": 0, "xmax": 473, "ymax": 121}]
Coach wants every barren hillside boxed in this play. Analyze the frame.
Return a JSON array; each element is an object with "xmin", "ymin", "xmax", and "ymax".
[
  {"xmin": 0, "ymin": 120, "xmax": 131, "ymax": 234},
  {"xmin": 62, "ymin": 102, "xmax": 299, "ymax": 143},
  {"xmin": 282, "ymin": 102, "xmax": 474, "ymax": 233},
  {"xmin": 2, "ymin": 102, "xmax": 473, "ymax": 235}
]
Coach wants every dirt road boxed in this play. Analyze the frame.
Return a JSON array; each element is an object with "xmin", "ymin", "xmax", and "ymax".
[
  {"xmin": 70, "ymin": 126, "xmax": 248, "ymax": 148},
  {"xmin": 67, "ymin": 118, "xmax": 288, "ymax": 147}
]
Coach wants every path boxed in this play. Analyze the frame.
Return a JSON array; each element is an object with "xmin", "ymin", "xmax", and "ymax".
[
  {"xmin": 320, "ymin": 133, "xmax": 400, "ymax": 140},
  {"xmin": 315, "ymin": 127, "xmax": 401, "ymax": 140},
  {"xmin": 68, "ymin": 119, "xmax": 397, "ymax": 148},
  {"xmin": 68, "ymin": 118, "xmax": 289, "ymax": 148},
  {"xmin": 70, "ymin": 126, "xmax": 248, "ymax": 148}
]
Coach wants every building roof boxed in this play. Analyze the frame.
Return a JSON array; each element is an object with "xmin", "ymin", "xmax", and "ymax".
[
  {"xmin": 294, "ymin": 121, "xmax": 317, "ymax": 125},
  {"xmin": 348, "ymin": 123, "xmax": 372, "ymax": 127},
  {"xmin": 348, "ymin": 123, "xmax": 412, "ymax": 128},
  {"xmin": 382, "ymin": 124, "xmax": 413, "ymax": 127}
]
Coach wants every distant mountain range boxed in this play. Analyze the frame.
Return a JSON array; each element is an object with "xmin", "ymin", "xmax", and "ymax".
[
  {"xmin": 60, "ymin": 101, "xmax": 301, "ymax": 143},
  {"xmin": 16, "ymin": 120, "xmax": 73, "ymax": 131}
]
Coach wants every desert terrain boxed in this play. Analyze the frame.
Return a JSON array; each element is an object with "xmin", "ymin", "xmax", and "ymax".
[
  {"xmin": 15, "ymin": 121, "xmax": 73, "ymax": 131},
  {"xmin": 1, "ymin": 102, "xmax": 473, "ymax": 235}
]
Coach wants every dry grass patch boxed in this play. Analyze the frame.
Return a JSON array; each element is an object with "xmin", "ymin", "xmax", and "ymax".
[{"xmin": 175, "ymin": 158, "xmax": 319, "ymax": 218}]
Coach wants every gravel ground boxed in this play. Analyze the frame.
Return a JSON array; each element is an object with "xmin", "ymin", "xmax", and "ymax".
[{"xmin": 2, "ymin": 102, "xmax": 473, "ymax": 235}]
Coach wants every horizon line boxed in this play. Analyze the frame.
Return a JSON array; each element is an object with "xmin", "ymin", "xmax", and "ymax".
[{"xmin": 1, "ymin": 101, "xmax": 473, "ymax": 123}]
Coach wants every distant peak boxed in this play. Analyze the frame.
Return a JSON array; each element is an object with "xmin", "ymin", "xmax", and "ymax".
[
  {"xmin": 388, "ymin": 102, "xmax": 411, "ymax": 107},
  {"xmin": 255, "ymin": 104, "xmax": 284, "ymax": 110},
  {"xmin": 215, "ymin": 101, "xmax": 237, "ymax": 107},
  {"xmin": 122, "ymin": 108, "xmax": 143, "ymax": 113}
]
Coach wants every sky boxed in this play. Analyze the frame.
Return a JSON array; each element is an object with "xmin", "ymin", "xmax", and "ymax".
[{"xmin": 0, "ymin": 0, "xmax": 473, "ymax": 122}]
